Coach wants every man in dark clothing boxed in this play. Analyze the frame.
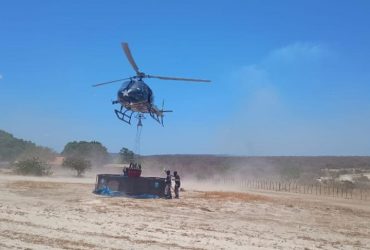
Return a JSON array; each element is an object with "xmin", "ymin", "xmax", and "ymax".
[
  {"xmin": 173, "ymin": 171, "xmax": 181, "ymax": 199},
  {"xmin": 164, "ymin": 170, "xmax": 172, "ymax": 199}
]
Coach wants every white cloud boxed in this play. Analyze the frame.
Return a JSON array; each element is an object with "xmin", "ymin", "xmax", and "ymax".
[
  {"xmin": 214, "ymin": 42, "xmax": 333, "ymax": 155},
  {"xmin": 231, "ymin": 61, "xmax": 283, "ymax": 115},
  {"xmin": 267, "ymin": 42, "xmax": 327, "ymax": 62}
]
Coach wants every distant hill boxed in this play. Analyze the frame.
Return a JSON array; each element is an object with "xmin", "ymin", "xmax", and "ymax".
[
  {"xmin": 0, "ymin": 130, "xmax": 56, "ymax": 162},
  {"xmin": 142, "ymin": 155, "xmax": 370, "ymax": 179},
  {"xmin": 2, "ymin": 129, "xmax": 370, "ymax": 179}
]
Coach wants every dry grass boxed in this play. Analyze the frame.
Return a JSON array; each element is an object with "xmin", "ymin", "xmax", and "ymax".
[
  {"xmin": 6, "ymin": 181, "xmax": 65, "ymax": 190},
  {"xmin": 199, "ymin": 191, "xmax": 271, "ymax": 202},
  {"xmin": 5, "ymin": 180, "xmax": 91, "ymax": 191}
]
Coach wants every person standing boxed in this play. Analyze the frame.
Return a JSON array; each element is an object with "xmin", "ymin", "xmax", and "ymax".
[
  {"xmin": 164, "ymin": 170, "xmax": 172, "ymax": 199},
  {"xmin": 173, "ymin": 171, "xmax": 181, "ymax": 199}
]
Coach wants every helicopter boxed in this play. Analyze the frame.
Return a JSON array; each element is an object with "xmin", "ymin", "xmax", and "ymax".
[{"xmin": 93, "ymin": 43, "xmax": 211, "ymax": 126}]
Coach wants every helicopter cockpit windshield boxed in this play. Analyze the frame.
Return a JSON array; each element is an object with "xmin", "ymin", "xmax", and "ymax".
[
  {"xmin": 117, "ymin": 79, "xmax": 153, "ymax": 104},
  {"xmin": 119, "ymin": 80, "xmax": 131, "ymax": 90}
]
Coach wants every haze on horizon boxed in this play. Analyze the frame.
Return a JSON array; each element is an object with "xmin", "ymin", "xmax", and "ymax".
[{"xmin": 1, "ymin": 0, "xmax": 370, "ymax": 156}]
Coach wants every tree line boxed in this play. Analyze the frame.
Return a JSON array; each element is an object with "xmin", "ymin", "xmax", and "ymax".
[
  {"xmin": 0, "ymin": 129, "xmax": 134, "ymax": 177},
  {"xmin": 0, "ymin": 130, "xmax": 56, "ymax": 162}
]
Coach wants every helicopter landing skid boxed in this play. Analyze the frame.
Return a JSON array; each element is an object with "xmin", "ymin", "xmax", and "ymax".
[{"xmin": 114, "ymin": 108, "xmax": 134, "ymax": 124}]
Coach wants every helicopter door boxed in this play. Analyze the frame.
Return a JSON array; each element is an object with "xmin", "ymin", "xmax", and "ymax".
[{"xmin": 148, "ymin": 88, "xmax": 153, "ymax": 104}]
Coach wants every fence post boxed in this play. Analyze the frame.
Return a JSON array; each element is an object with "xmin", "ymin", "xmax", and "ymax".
[{"xmin": 332, "ymin": 184, "xmax": 335, "ymax": 197}]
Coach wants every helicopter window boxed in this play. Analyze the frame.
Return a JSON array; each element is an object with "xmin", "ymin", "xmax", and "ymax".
[{"xmin": 120, "ymin": 80, "xmax": 131, "ymax": 89}]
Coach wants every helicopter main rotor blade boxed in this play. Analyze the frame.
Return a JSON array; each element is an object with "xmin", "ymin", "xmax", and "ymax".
[
  {"xmin": 92, "ymin": 77, "xmax": 131, "ymax": 87},
  {"xmin": 121, "ymin": 42, "xmax": 140, "ymax": 75},
  {"xmin": 146, "ymin": 75, "xmax": 211, "ymax": 83}
]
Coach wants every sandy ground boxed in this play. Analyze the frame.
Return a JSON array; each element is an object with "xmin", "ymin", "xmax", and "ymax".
[{"xmin": 0, "ymin": 172, "xmax": 370, "ymax": 250}]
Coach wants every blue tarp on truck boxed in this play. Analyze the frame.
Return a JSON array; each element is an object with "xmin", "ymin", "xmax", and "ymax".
[{"xmin": 93, "ymin": 174, "xmax": 166, "ymax": 198}]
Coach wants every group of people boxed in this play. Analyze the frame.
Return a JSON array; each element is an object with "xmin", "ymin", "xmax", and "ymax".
[
  {"xmin": 164, "ymin": 170, "xmax": 181, "ymax": 199},
  {"xmin": 122, "ymin": 162, "xmax": 142, "ymax": 176},
  {"xmin": 129, "ymin": 162, "xmax": 141, "ymax": 169}
]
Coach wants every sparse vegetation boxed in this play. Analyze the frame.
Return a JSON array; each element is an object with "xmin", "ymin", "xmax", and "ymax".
[
  {"xmin": 62, "ymin": 157, "xmax": 91, "ymax": 177},
  {"xmin": 13, "ymin": 157, "xmax": 52, "ymax": 176},
  {"xmin": 279, "ymin": 165, "xmax": 302, "ymax": 180},
  {"xmin": 142, "ymin": 155, "xmax": 370, "ymax": 181}
]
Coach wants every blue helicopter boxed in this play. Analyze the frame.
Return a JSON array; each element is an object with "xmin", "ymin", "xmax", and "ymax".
[{"xmin": 93, "ymin": 43, "xmax": 211, "ymax": 126}]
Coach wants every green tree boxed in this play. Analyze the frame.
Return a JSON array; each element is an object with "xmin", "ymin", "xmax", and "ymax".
[
  {"xmin": 119, "ymin": 147, "xmax": 134, "ymax": 163},
  {"xmin": 62, "ymin": 141, "xmax": 109, "ymax": 166},
  {"xmin": 17, "ymin": 146, "xmax": 56, "ymax": 162},
  {"xmin": 13, "ymin": 157, "xmax": 52, "ymax": 176},
  {"xmin": 62, "ymin": 157, "xmax": 91, "ymax": 177}
]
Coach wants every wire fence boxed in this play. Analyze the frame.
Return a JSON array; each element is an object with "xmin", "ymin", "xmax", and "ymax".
[{"xmin": 209, "ymin": 178, "xmax": 370, "ymax": 201}]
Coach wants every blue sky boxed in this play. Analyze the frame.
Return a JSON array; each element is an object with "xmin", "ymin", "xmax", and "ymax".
[{"xmin": 1, "ymin": 0, "xmax": 370, "ymax": 155}]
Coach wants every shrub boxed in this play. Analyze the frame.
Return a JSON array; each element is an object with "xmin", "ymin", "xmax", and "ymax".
[
  {"xmin": 62, "ymin": 157, "xmax": 91, "ymax": 177},
  {"xmin": 13, "ymin": 157, "xmax": 52, "ymax": 176}
]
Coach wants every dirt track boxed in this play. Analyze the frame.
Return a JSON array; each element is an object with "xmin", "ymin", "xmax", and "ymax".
[{"xmin": 0, "ymin": 174, "xmax": 370, "ymax": 250}]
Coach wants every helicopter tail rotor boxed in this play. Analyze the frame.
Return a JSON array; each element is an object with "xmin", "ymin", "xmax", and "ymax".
[
  {"xmin": 160, "ymin": 100, "xmax": 173, "ymax": 114},
  {"xmin": 158, "ymin": 100, "xmax": 172, "ymax": 126}
]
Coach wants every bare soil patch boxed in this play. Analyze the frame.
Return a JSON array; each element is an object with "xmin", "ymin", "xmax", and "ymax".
[{"xmin": 1, "ymin": 173, "xmax": 370, "ymax": 249}]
